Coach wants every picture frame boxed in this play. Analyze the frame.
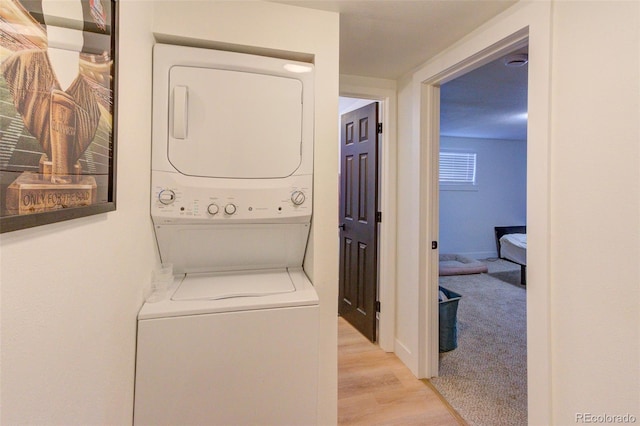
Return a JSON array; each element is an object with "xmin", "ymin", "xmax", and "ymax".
[{"xmin": 0, "ymin": 0, "xmax": 118, "ymax": 233}]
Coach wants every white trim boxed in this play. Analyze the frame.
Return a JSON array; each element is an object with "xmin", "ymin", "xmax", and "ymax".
[
  {"xmin": 393, "ymin": 338, "xmax": 413, "ymax": 364},
  {"xmin": 339, "ymin": 74, "xmax": 398, "ymax": 353},
  {"xmin": 419, "ymin": 83, "xmax": 441, "ymax": 378},
  {"xmin": 412, "ymin": 2, "xmax": 552, "ymax": 424}
]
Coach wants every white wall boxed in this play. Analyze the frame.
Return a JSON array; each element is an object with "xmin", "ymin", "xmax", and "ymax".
[
  {"xmin": 549, "ymin": 1, "xmax": 639, "ymax": 421},
  {"xmin": 0, "ymin": 1, "xmax": 156, "ymax": 424},
  {"xmin": 1, "ymin": 1, "xmax": 339, "ymax": 425},
  {"xmin": 439, "ymin": 136, "xmax": 526, "ymax": 258}
]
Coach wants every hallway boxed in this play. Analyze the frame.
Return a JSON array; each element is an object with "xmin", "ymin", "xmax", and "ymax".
[{"xmin": 338, "ymin": 317, "xmax": 465, "ymax": 425}]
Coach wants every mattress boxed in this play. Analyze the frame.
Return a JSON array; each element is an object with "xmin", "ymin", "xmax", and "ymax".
[{"xmin": 499, "ymin": 233, "xmax": 527, "ymax": 265}]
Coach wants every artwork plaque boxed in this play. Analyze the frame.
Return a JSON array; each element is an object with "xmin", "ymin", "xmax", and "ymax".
[{"xmin": 0, "ymin": 0, "xmax": 117, "ymax": 233}]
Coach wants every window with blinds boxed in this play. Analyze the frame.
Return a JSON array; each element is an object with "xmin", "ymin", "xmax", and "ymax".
[{"xmin": 439, "ymin": 151, "xmax": 477, "ymax": 188}]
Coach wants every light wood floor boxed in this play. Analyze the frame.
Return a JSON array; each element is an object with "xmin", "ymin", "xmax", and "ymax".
[{"xmin": 338, "ymin": 317, "xmax": 466, "ymax": 426}]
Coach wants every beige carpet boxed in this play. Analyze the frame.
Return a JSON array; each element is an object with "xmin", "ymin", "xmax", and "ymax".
[{"xmin": 429, "ymin": 259, "xmax": 527, "ymax": 426}]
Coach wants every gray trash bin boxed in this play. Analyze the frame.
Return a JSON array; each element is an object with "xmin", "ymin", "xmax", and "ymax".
[{"xmin": 439, "ymin": 286, "xmax": 462, "ymax": 352}]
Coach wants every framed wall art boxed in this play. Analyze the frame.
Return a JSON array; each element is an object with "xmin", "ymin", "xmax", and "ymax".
[{"xmin": 0, "ymin": 0, "xmax": 117, "ymax": 233}]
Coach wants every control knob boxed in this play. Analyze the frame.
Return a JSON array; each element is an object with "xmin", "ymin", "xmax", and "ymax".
[
  {"xmin": 291, "ymin": 190, "xmax": 306, "ymax": 206},
  {"xmin": 207, "ymin": 203, "xmax": 219, "ymax": 216},
  {"xmin": 158, "ymin": 189, "xmax": 176, "ymax": 205},
  {"xmin": 224, "ymin": 203, "xmax": 237, "ymax": 215}
]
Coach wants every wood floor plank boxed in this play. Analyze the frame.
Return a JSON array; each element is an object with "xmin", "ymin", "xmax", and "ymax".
[{"xmin": 338, "ymin": 317, "xmax": 465, "ymax": 426}]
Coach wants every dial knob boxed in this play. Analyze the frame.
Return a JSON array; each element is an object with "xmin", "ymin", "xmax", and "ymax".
[
  {"xmin": 158, "ymin": 189, "xmax": 176, "ymax": 205},
  {"xmin": 224, "ymin": 203, "xmax": 237, "ymax": 215},
  {"xmin": 207, "ymin": 203, "xmax": 219, "ymax": 215},
  {"xmin": 291, "ymin": 191, "xmax": 306, "ymax": 206}
]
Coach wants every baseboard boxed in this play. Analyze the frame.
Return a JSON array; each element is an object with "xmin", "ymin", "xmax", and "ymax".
[{"xmin": 394, "ymin": 338, "xmax": 418, "ymax": 376}]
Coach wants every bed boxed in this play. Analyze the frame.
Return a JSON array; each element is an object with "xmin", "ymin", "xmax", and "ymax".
[{"xmin": 494, "ymin": 226, "xmax": 527, "ymax": 285}]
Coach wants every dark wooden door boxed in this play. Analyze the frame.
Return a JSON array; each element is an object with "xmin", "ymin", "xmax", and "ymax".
[{"xmin": 338, "ymin": 102, "xmax": 379, "ymax": 342}]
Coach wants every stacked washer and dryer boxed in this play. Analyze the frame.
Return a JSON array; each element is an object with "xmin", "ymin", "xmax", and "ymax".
[{"xmin": 133, "ymin": 44, "xmax": 318, "ymax": 425}]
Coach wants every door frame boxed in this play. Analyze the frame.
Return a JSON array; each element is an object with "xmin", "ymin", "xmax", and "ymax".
[
  {"xmin": 413, "ymin": 2, "xmax": 553, "ymax": 424},
  {"xmin": 418, "ymin": 29, "xmax": 530, "ymax": 375},
  {"xmin": 340, "ymin": 77, "xmax": 397, "ymax": 352}
]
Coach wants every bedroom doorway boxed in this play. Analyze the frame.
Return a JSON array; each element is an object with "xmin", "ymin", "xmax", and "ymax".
[
  {"xmin": 416, "ymin": 7, "xmax": 553, "ymax": 423},
  {"xmin": 432, "ymin": 45, "xmax": 529, "ymax": 425}
]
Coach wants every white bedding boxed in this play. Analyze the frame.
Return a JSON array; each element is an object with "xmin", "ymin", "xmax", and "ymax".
[{"xmin": 499, "ymin": 233, "xmax": 527, "ymax": 265}]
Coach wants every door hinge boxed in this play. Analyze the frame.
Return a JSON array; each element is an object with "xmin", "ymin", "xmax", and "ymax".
[
  {"xmin": 375, "ymin": 301, "xmax": 381, "ymax": 312},
  {"xmin": 376, "ymin": 211, "xmax": 382, "ymax": 223},
  {"xmin": 377, "ymin": 123, "xmax": 383, "ymax": 134},
  {"xmin": 432, "ymin": 241, "xmax": 438, "ymax": 249}
]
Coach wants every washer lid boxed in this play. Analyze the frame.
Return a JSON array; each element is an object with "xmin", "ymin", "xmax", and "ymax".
[{"xmin": 172, "ymin": 269, "xmax": 295, "ymax": 301}]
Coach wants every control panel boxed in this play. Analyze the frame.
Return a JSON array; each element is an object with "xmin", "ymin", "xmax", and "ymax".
[{"xmin": 151, "ymin": 172, "xmax": 312, "ymax": 224}]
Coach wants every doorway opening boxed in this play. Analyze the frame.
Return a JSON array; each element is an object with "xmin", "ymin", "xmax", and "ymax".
[
  {"xmin": 432, "ymin": 45, "xmax": 529, "ymax": 424},
  {"xmin": 416, "ymin": 6, "xmax": 553, "ymax": 422},
  {"xmin": 338, "ymin": 99, "xmax": 380, "ymax": 342},
  {"xmin": 337, "ymin": 87, "xmax": 397, "ymax": 352}
]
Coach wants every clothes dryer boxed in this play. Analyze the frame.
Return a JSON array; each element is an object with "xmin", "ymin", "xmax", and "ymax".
[{"xmin": 134, "ymin": 44, "xmax": 318, "ymax": 425}]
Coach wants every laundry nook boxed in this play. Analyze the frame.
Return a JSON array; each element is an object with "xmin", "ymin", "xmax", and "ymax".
[{"xmin": 134, "ymin": 44, "xmax": 319, "ymax": 425}]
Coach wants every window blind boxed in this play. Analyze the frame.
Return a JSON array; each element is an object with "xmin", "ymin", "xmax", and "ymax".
[{"xmin": 439, "ymin": 152, "xmax": 476, "ymax": 184}]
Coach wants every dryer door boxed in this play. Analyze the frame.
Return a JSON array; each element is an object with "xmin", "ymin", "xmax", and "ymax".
[{"xmin": 167, "ymin": 66, "xmax": 303, "ymax": 179}]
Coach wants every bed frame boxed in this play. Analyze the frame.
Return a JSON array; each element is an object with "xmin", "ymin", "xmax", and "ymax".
[{"xmin": 494, "ymin": 226, "xmax": 527, "ymax": 285}]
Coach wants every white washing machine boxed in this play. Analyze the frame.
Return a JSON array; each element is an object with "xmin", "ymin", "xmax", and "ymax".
[{"xmin": 134, "ymin": 44, "xmax": 318, "ymax": 426}]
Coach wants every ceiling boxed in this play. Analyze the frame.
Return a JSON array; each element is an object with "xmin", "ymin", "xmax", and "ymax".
[
  {"xmin": 439, "ymin": 47, "xmax": 528, "ymax": 141},
  {"xmin": 271, "ymin": 0, "xmax": 527, "ymax": 141},
  {"xmin": 270, "ymin": 0, "xmax": 517, "ymax": 79}
]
